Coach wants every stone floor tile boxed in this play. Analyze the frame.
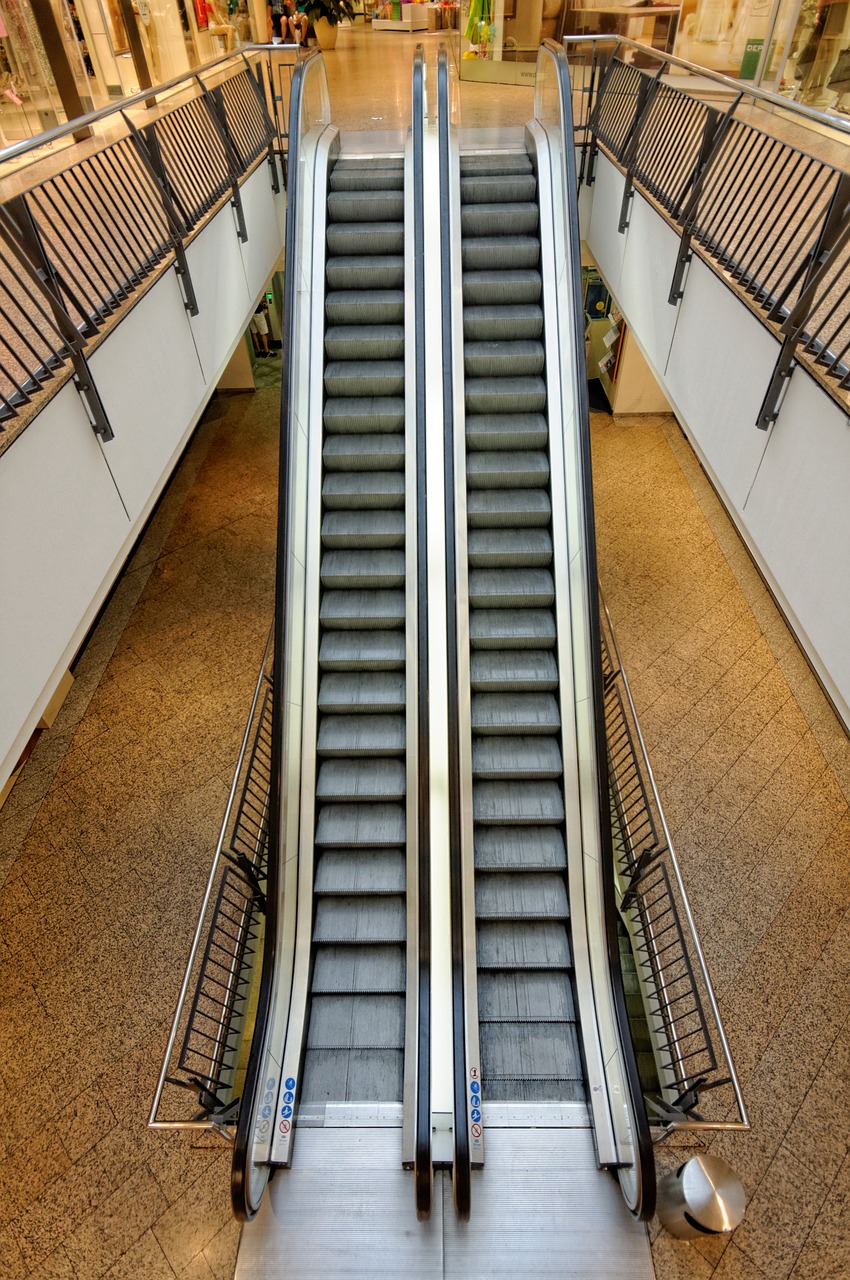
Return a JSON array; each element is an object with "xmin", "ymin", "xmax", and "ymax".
[
  {"xmin": 787, "ymin": 1154, "xmax": 850, "ymax": 1280},
  {"xmin": 179, "ymin": 1255, "xmax": 218, "ymax": 1280},
  {"xmin": 24, "ymin": 1245, "xmax": 78, "ymax": 1279},
  {"xmin": 0, "ymin": 1224, "xmax": 27, "ymax": 1279},
  {"xmin": 64, "ymin": 1164, "xmax": 168, "ymax": 1278},
  {"xmin": 733, "ymin": 1144, "xmax": 831, "ymax": 1279},
  {"xmin": 0, "ymin": 1122, "xmax": 72, "ymax": 1217},
  {"xmin": 55, "ymin": 1084, "xmax": 117, "ymax": 1165},
  {"xmin": 151, "ymin": 1158, "xmax": 231, "ymax": 1275},
  {"xmin": 784, "ymin": 1065, "xmax": 850, "ymax": 1187},
  {"xmin": 711, "ymin": 1241, "xmax": 770, "ymax": 1279},
  {"xmin": 650, "ymin": 1230, "xmax": 714, "ymax": 1280},
  {"xmin": 105, "ymin": 1229, "xmax": 176, "ymax": 1280},
  {"xmin": 202, "ymin": 1220, "xmax": 242, "ymax": 1280}
]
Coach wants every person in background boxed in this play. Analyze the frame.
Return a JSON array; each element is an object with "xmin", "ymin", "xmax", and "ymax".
[
  {"xmin": 284, "ymin": 0, "xmax": 309, "ymax": 43},
  {"xmin": 250, "ymin": 300, "xmax": 271, "ymax": 356},
  {"xmin": 268, "ymin": 0, "xmax": 284, "ymax": 41}
]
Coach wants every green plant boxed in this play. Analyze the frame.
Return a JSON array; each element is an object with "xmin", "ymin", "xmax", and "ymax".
[{"xmin": 303, "ymin": 0, "xmax": 355, "ymax": 24}]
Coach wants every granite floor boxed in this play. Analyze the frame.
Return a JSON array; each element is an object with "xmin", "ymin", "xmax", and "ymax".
[{"xmin": 1, "ymin": 24, "xmax": 850, "ymax": 1280}]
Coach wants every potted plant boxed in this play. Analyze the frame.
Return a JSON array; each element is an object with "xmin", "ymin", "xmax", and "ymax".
[{"xmin": 303, "ymin": 0, "xmax": 355, "ymax": 49}]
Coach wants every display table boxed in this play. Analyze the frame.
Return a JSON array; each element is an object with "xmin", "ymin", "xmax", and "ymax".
[{"xmin": 373, "ymin": 3, "xmax": 430, "ymax": 30}]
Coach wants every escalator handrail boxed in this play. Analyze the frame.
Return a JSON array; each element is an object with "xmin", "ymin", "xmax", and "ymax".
[
  {"xmin": 436, "ymin": 44, "xmax": 471, "ymax": 1221},
  {"xmin": 537, "ymin": 37, "xmax": 656, "ymax": 1219},
  {"xmin": 231, "ymin": 46, "xmax": 325, "ymax": 1222},
  {"xmin": 411, "ymin": 43, "xmax": 433, "ymax": 1220}
]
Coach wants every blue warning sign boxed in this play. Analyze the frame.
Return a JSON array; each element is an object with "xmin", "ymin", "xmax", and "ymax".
[{"xmin": 285, "ymin": 1077, "xmax": 296, "ymax": 1090}]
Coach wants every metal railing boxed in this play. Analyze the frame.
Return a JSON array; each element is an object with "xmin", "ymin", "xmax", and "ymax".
[
  {"xmin": 0, "ymin": 46, "xmax": 295, "ymax": 431},
  {"xmin": 568, "ymin": 35, "xmax": 850, "ymax": 425},
  {"xmin": 600, "ymin": 601, "xmax": 749, "ymax": 1136}
]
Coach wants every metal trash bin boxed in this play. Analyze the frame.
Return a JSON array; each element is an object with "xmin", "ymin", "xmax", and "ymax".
[{"xmin": 657, "ymin": 1155, "xmax": 745, "ymax": 1240}]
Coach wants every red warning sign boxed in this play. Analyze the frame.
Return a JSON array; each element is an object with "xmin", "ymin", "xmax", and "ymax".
[
  {"xmin": 471, "ymin": 1122, "xmax": 482, "ymax": 1139},
  {"xmin": 279, "ymin": 1118, "xmax": 291, "ymax": 1135}
]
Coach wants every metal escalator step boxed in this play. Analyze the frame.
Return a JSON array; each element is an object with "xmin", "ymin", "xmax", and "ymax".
[
  {"xmin": 465, "ymin": 380, "xmax": 547, "ymax": 418},
  {"xmin": 320, "ymin": 590, "xmax": 405, "ymax": 630},
  {"xmin": 462, "ymin": 236, "xmax": 539, "ymax": 272},
  {"xmin": 470, "ymin": 650, "xmax": 557, "ymax": 691},
  {"xmin": 477, "ymin": 919, "xmax": 572, "ymax": 968},
  {"xmin": 328, "ymin": 190, "xmax": 405, "ymax": 222},
  {"xmin": 317, "ymin": 759, "xmax": 406, "ymax": 802},
  {"xmin": 301, "ymin": 1047, "xmax": 403, "ymax": 1104},
  {"xmin": 461, "ymin": 203, "xmax": 539, "ymax": 237},
  {"xmin": 312, "ymin": 943, "xmax": 405, "ymax": 993},
  {"xmin": 461, "ymin": 174, "xmax": 537, "ymax": 205},
  {"xmin": 460, "ymin": 153, "xmax": 532, "ymax": 176},
  {"xmin": 314, "ymin": 803, "xmax": 405, "ymax": 848},
  {"xmin": 467, "ymin": 490, "xmax": 551, "ymax": 527},
  {"xmin": 322, "ymin": 510, "xmax": 405, "ymax": 548},
  {"xmin": 475, "ymin": 825, "xmax": 567, "ymax": 870},
  {"xmin": 324, "ymin": 397, "xmax": 405, "ymax": 434},
  {"xmin": 470, "ymin": 609, "xmax": 556, "ymax": 649},
  {"xmin": 319, "ymin": 630, "xmax": 405, "ymax": 670},
  {"xmin": 330, "ymin": 158, "xmax": 404, "ymax": 190},
  {"xmin": 474, "ymin": 779, "xmax": 565, "ymax": 824},
  {"xmin": 323, "ymin": 433, "xmax": 404, "ymax": 473},
  {"xmin": 473, "ymin": 735, "xmax": 562, "ymax": 779},
  {"xmin": 314, "ymin": 847, "xmax": 406, "ymax": 894},
  {"xmin": 483, "ymin": 1077, "xmax": 586, "ymax": 1103},
  {"xmin": 322, "ymin": 472, "xmax": 405, "ymax": 510},
  {"xmin": 321, "ymin": 549, "xmax": 405, "ymax": 590},
  {"xmin": 463, "ymin": 305, "xmax": 543, "ymax": 342},
  {"xmin": 465, "ymin": 341, "xmax": 545, "ymax": 379},
  {"xmin": 475, "ymin": 871, "xmax": 568, "ymax": 920},
  {"xmin": 314, "ymin": 892, "xmax": 406, "ymax": 940},
  {"xmin": 324, "ymin": 361, "xmax": 405, "ymax": 400},
  {"xmin": 326, "ymin": 290, "xmax": 404, "ymax": 325},
  {"xmin": 466, "ymin": 414, "xmax": 548, "ymax": 453},
  {"xmin": 307, "ymin": 993, "xmax": 405, "ymax": 1048},
  {"xmin": 468, "ymin": 567, "xmax": 554, "ymax": 608},
  {"xmin": 463, "ymin": 270, "xmax": 542, "ymax": 306},
  {"xmin": 471, "ymin": 692, "xmax": 560, "ymax": 735},
  {"xmin": 317, "ymin": 714, "xmax": 405, "ymax": 756},
  {"xmin": 466, "ymin": 448, "xmax": 549, "ymax": 489},
  {"xmin": 318, "ymin": 671, "xmax": 405, "ymax": 713},
  {"xmin": 467, "ymin": 529, "xmax": 552, "ymax": 570},
  {"xmin": 479, "ymin": 1022, "xmax": 583, "ymax": 1084},
  {"xmin": 478, "ymin": 971, "xmax": 575, "ymax": 1021},
  {"xmin": 326, "ymin": 221, "xmax": 404, "ymax": 255},
  {"xmin": 325, "ymin": 325, "xmax": 404, "ymax": 362},
  {"xmin": 326, "ymin": 255, "xmax": 404, "ymax": 291}
]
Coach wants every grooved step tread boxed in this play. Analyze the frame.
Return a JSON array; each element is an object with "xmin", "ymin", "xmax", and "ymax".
[
  {"xmin": 323, "ymin": 434, "xmax": 404, "ymax": 472},
  {"xmin": 326, "ymin": 256, "xmax": 404, "ymax": 290},
  {"xmin": 479, "ymin": 1022, "xmax": 582, "ymax": 1083},
  {"xmin": 463, "ymin": 269, "xmax": 542, "ymax": 306},
  {"xmin": 320, "ymin": 589, "xmax": 405, "ymax": 629},
  {"xmin": 473, "ymin": 735, "xmax": 562, "ymax": 779},
  {"xmin": 466, "ymin": 379, "xmax": 547, "ymax": 418},
  {"xmin": 314, "ymin": 802, "xmax": 405, "ymax": 848},
  {"xmin": 319, "ymin": 629, "xmax": 405, "ymax": 670},
  {"xmin": 317, "ymin": 714, "xmax": 405, "ymax": 756},
  {"xmin": 461, "ymin": 174, "xmax": 537, "ymax": 204},
  {"xmin": 464, "ymin": 304, "xmax": 543, "ymax": 342},
  {"xmin": 473, "ymin": 778, "xmax": 566, "ymax": 824},
  {"xmin": 461, "ymin": 203, "xmax": 539, "ymax": 236},
  {"xmin": 326, "ymin": 291, "xmax": 404, "ymax": 325},
  {"xmin": 319, "ymin": 670, "xmax": 405, "ymax": 713},
  {"xmin": 328, "ymin": 190, "xmax": 404, "ymax": 222},
  {"xmin": 324, "ymin": 362, "xmax": 405, "ymax": 400},
  {"xmin": 321, "ymin": 549, "xmax": 405, "ymax": 589},
  {"xmin": 307, "ymin": 993, "xmax": 405, "ymax": 1048},
  {"xmin": 468, "ymin": 528, "xmax": 552, "ymax": 567},
  {"xmin": 312, "ymin": 943, "xmax": 405, "ymax": 993},
  {"xmin": 322, "ymin": 511, "xmax": 405, "ymax": 548},
  {"xmin": 474, "ymin": 825, "xmax": 567, "ymax": 871},
  {"xmin": 300, "ymin": 1047, "xmax": 403, "ymax": 1105},
  {"xmin": 325, "ymin": 325, "xmax": 404, "ymax": 362},
  {"xmin": 470, "ymin": 650, "xmax": 558, "ymax": 691},
  {"xmin": 466, "ymin": 413, "xmax": 548, "ymax": 453},
  {"xmin": 471, "ymin": 692, "xmax": 561, "ymax": 734},
  {"xmin": 463, "ymin": 236, "xmax": 540, "ymax": 271},
  {"xmin": 326, "ymin": 222, "xmax": 404, "ymax": 255},
  {"xmin": 465, "ymin": 340, "xmax": 545, "ymax": 379},
  {"xmin": 468, "ymin": 567, "xmax": 554, "ymax": 608},
  {"xmin": 313, "ymin": 895, "xmax": 406, "ymax": 942},
  {"xmin": 478, "ymin": 971, "xmax": 575, "ymax": 1021},
  {"xmin": 477, "ymin": 919, "xmax": 572, "ymax": 969},
  {"xmin": 324, "ymin": 397, "xmax": 405, "ymax": 434},
  {"xmin": 314, "ymin": 848, "xmax": 406, "ymax": 894},
  {"xmin": 470, "ymin": 609, "xmax": 556, "ymax": 648},
  {"xmin": 467, "ymin": 490, "xmax": 552, "ymax": 527},
  {"xmin": 475, "ymin": 871, "xmax": 569, "ymax": 919},
  {"xmin": 317, "ymin": 758, "xmax": 406, "ymax": 802},
  {"xmin": 322, "ymin": 472, "xmax": 405, "ymax": 510}
]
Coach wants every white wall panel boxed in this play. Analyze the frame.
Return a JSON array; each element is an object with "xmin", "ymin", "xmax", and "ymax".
[
  {"xmin": 743, "ymin": 369, "xmax": 850, "ymax": 724},
  {"xmin": 187, "ymin": 199, "xmax": 254, "ymax": 382},
  {"xmin": 616, "ymin": 195, "xmax": 681, "ymax": 377},
  {"xmin": 664, "ymin": 256, "xmax": 778, "ymax": 512},
  {"xmin": 239, "ymin": 162, "xmax": 286, "ymax": 302},
  {"xmin": 0, "ymin": 384, "xmax": 130, "ymax": 785},
  {"xmin": 585, "ymin": 153, "xmax": 628, "ymax": 297},
  {"xmin": 89, "ymin": 268, "xmax": 208, "ymax": 522}
]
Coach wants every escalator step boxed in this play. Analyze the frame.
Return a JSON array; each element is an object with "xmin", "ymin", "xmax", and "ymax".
[
  {"xmin": 326, "ymin": 221, "xmax": 404, "ymax": 256},
  {"xmin": 461, "ymin": 203, "xmax": 539, "ymax": 237},
  {"xmin": 317, "ymin": 759, "xmax": 406, "ymax": 802},
  {"xmin": 463, "ymin": 305, "xmax": 543, "ymax": 342},
  {"xmin": 468, "ymin": 528, "xmax": 552, "ymax": 568},
  {"xmin": 318, "ymin": 671, "xmax": 405, "ymax": 712},
  {"xmin": 330, "ymin": 158, "xmax": 404, "ymax": 190},
  {"xmin": 320, "ymin": 589, "xmax": 405, "ymax": 629},
  {"xmin": 325, "ymin": 324, "xmax": 405, "ymax": 362},
  {"xmin": 314, "ymin": 892, "xmax": 406, "ymax": 939},
  {"xmin": 326, "ymin": 290, "xmax": 405, "ymax": 325},
  {"xmin": 301, "ymin": 1047, "xmax": 403, "ymax": 1104},
  {"xmin": 314, "ymin": 802, "xmax": 406, "ymax": 848},
  {"xmin": 322, "ymin": 472, "xmax": 405, "ymax": 510},
  {"xmin": 324, "ymin": 361, "xmax": 405, "ymax": 400},
  {"xmin": 321, "ymin": 549, "xmax": 405, "ymax": 590},
  {"xmin": 317, "ymin": 714, "xmax": 405, "ymax": 756},
  {"xmin": 463, "ymin": 269, "xmax": 542, "ymax": 306},
  {"xmin": 312, "ymin": 943, "xmax": 405, "ymax": 993},
  {"xmin": 473, "ymin": 779, "xmax": 565, "ymax": 824},
  {"xmin": 314, "ymin": 848, "xmax": 406, "ymax": 895},
  {"xmin": 468, "ymin": 568, "xmax": 554, "ymax": 608},
  {"xmin": 466, "ymin": 448, "xmax": 549, "ymax": 489},
  {"xmin": 473, "ymin": 736, "xmax": 562, "ymax": 779},
  {"xmin": 307, "ymin": 993, "xmax": 405, "ymax": 1048},
  {"xmin": 465, "ymin": 379, "xmax": 547, "ymax": 417},
  {"xmin": 462, "ymin": 236, "xmax": 540, "ymax": 272},
  {"xmin": 477, "ymin": 919, "xmax": 572, "ymax": 968},
  {"xmin": 328, "ymin": 190, "xmax": 405, "ymax": 222},
  {"xmin": 322, "ymin": 510, "xmax": 405, "ymax": 549},
  {"xmin": 479, "ymin": 1022, "xmax": 582, "ymax": 1084},
  {"xmin": 483, "ymin": 1077, "xmax": 586, "ymax": 1103},
  {"xmin": 460, "ymin": 153, "xmax": 532, "ymax": 176},
  {"xmin": 475, "ymin": 825, "xmax": 567, "ymax": 870},
  {"xmin": 324, "ymin": 397, "xmax": 405, "ymax": 434},
  {"xmin": 475, "ymin": 872, "xmax": 568, "ymax": 920},
  {"xmin": 467, "ymin": 490, "xmax": 551, "ymax": 527},
  {"xmin": 470, "ymin": 609, "xmax": 556, "ymax": 649},
  {"xmin": 471, "ymin": 692, "xmax": 560, "ymax": 734},
  {"xmin": 470, "ymin": 651, "xmax": 558, "ymax": 691},
  {"xmin": 326, "ymin": 256, "xmax": 405, "ymax": 291},
  {"xmin": 465, "ymin": 341, "xmax": 545, "ymax": 379},
  {"xmin": 461, "ymin": 173, "xmax": 537, "ymax": 205},
  {"xmin": 466, "ymin": 414, "xmax": 548, "ymax": 453},
  {"xmin": 478, "ymin": 971, "xmax": 575, "ymax": 1021},
  {"xmin": 319, "ymin": 630, "xmax": 405, "ymax": 670},
  {"xmin": 323, "ymin": 434, "xmax": 405, "ymax": 473}
]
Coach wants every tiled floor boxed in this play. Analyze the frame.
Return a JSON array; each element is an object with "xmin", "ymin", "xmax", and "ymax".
[{"xmin": 2, "ymin": 24, "xmax": 850, "ymax": 1280}]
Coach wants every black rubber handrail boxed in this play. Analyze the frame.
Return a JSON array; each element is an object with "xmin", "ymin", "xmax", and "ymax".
[
  {"xmin": 411, "ymin": 43, "xmax": 433, "ymax": 1221},
  {"xmin": 231, "ymin": 47, "xmax": 323, "ymax": 1222},
  {"xmin": 539, "ymin": 37, "xmax": 656, "ymax": 1219},
  {"xmin": 436, "ymin": 45, "xmax": 471, "ymax": 1221}
]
